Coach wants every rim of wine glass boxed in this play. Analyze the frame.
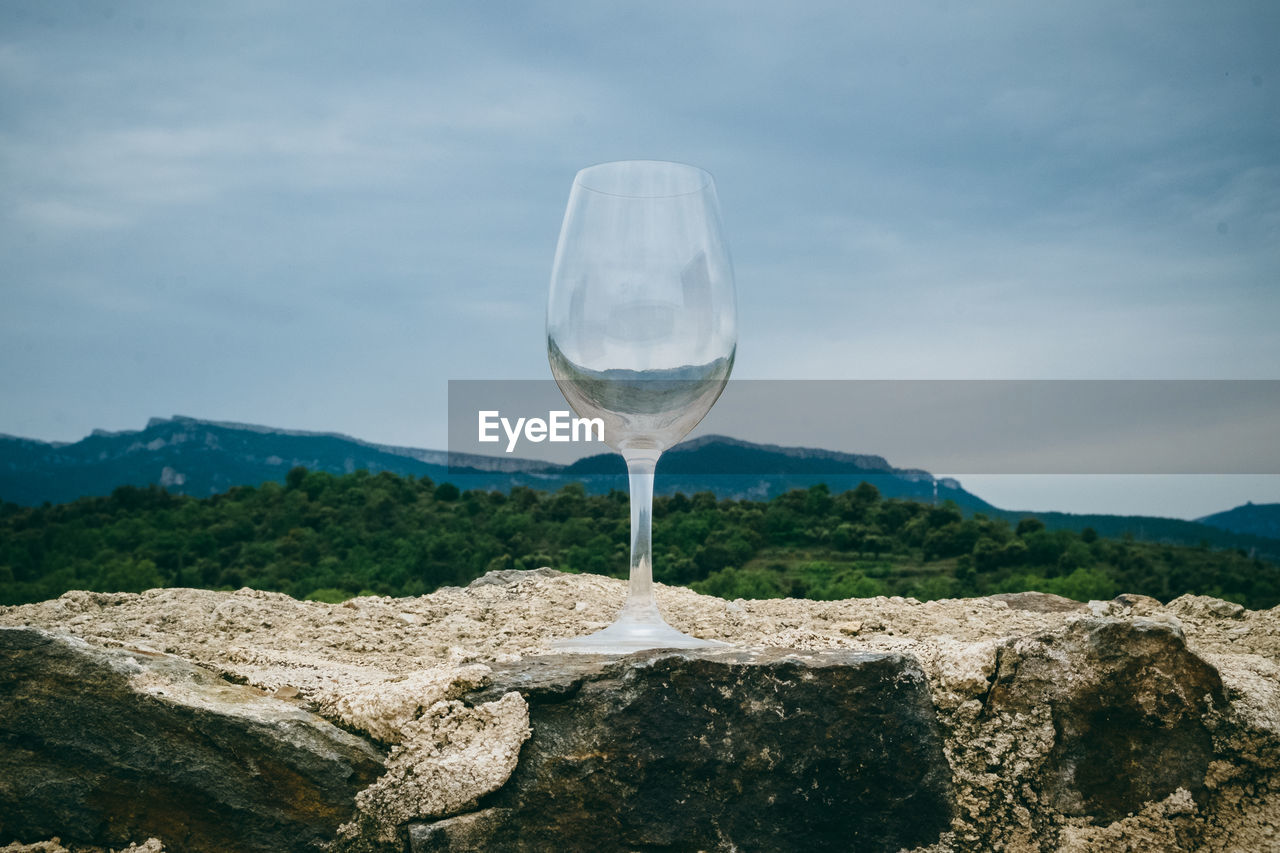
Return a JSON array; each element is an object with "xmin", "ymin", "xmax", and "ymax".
[{"xmin": 574, "ymin": 160, "xmax": 714, "ymax": 199}]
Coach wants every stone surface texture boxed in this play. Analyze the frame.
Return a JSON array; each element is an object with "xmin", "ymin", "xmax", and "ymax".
[
  {"xmin": 0, "ymin": 841, "xmax": 164, "ymax": 853},
  {"xmin": 445, "ymin": 648, "xmax": 953, "ymax": 853},
  {"xmin": 984, "ymin": 618, "xmax": 1224, "ymax": 821},
  {"xmin": 0, "ymin": 627, "xmax": 383, "ymax": 853},
  {"xmin": 346, "ymin": 692, "xmax": 531, "ymax": 844},
  {"xmin": 0, "ymin": 572, "xmax": 1276, "ymax": 852}
]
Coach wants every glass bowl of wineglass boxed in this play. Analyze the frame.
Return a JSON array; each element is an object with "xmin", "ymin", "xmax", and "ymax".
[{"xmin": 547, "ymin": 160, "xmax": 736, "ymax": 653}]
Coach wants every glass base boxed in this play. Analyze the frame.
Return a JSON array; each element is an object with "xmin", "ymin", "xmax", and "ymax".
[{"xmin": 552, "ymin": 605, "xmax": 726, "ymax": 655}]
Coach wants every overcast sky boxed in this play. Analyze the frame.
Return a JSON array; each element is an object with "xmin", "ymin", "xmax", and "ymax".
[{"xmin": 2, "ymin": 1, "xmax": 1277, "ymax": 517}]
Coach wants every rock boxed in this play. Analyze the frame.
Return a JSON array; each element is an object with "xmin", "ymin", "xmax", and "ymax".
[
  {"xmin": 333, "ymin": 664, "xmax": 492, "ymax": 744},
  {"xmin": 3, "ymin": 580, "xmax": 1277, "ymax": 853},
  {"xmin": 407, "ymin": 809, "xmax": 512, "ymax": 851},
  {"xmin": 0, "ymin": 842, "xmax": 165, "ymax": 853},
  {"xmin": 350, "ymin": 692, "xmax": 531, "ymax": 843},
  {"xmin": 466, "ymin": 567, "xmax": 560, "ymax": 588},
  {"xmin": 1167, "ymin": 593, "xmax": 1247, "ymax": 620},
  {"xmin": 414, "ymin": 648, "xmax": 954, "ymax": 853},
  {"xmin": 937, "ymin": 638, "xmax": 1000, "ymax": 700},
  {"xmin": 983, "ymin": 617, "xmax": 1227, "ymax": 822},
  {"xmin": 990, "ymin": 590, "xmax": 1088, "ymax": 613},
  {"xmin": 0, "ymin": 627, "xmax": 384, "ymax": 853},
  {"xmin": 1111, "ymin": 592, "xmax": 1166, "ymax": 614}
]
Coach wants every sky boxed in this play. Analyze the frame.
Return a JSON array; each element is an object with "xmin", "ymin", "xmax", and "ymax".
[{"xmin": 2, "ymin": 1, "xmax": 1278, "ymax": 518}]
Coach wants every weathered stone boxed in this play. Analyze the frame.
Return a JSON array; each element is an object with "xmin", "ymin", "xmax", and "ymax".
[
  {"xmin": 414, "ymin": 648, "xmax": 953, "ymax": 853},
  {"xmin": 1111, "ymin": 592, "xmax": 1166, "ymax": 614},
  {"xmin": 4, "ymin": 580, "xmax": 1276, "ymax": 852},
  {"xmin": 351, "ymin": 692, "xmax": 531, "ymax": 843},
  {"xmin": 0, "ymin": 840, "xmax": 165, "ymax": 853},
  {"xmin": 333, "ymin": 664, "xmax": 492, "ymax": 744},
  {"xmin": 465, "ymin": 567, "xmax": 560, "ymax": 588},
  {"xmin": 991, "ymin": 590, "xmax": 1089, "ymax": 613},
  {"xmin": 407, "ymin": 808, "xmax": 513, "ymax": 851},
  {"xmin": 0, "ymin": 627, "xmax": 384, "ymax": 853},
  {"xmin": 984, "ymin": 617, "xmax": 1226, "ymax": 822},
  {"xmin": 1167, "ymin": 593, "xmax": 1247, "ymax": 620}
]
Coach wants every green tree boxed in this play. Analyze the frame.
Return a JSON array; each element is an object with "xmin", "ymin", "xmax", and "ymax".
[
  {"xmin": 692, "ymin": 567, "xmax": 786, "ymax": 600},
  {"xmin": 813, "ymin": 571, "xmax": 887, "ymax": 600},
  {"xmin": 1016, "ymin": 517, "xmax": 1046, "ymax": 537}
]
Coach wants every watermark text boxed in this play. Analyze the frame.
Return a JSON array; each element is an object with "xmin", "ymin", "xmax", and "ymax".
[{"xmin": 478, "ymin": 410, "xmax": 605, "ymax": 453}]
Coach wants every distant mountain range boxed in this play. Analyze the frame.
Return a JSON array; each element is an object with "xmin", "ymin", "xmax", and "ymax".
[
  {"xmin": 1197, "ymin": 503, "xmax": 1280, "ymax": 541},
  {"xmin": 0, "ymin": 415, "xmax": 983, "ymax": 509},
  {"xmin": 3, "ymin": 416, "xmax": 1278, "ymax": 559}
]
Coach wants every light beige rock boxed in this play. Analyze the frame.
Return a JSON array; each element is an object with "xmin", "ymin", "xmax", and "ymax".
[
  {"xmin": 0, "ymin": 840, "xmax": 165, "ymax": 853},
  {"xmin": 936, "ymin": 637, "xmax": 999, "ymax": 704},
  {"xmin": 0, "ymin": 843, "xmax": 70, "ymax": 853},
  {"xmin": 1056, "ymin": 788, "xmax": 1199, "ymax": 852},
  {"xmin": 332, "ymin": 664, "xmax": 492, "ymax": 743},
  {"xmin": 350, "ymin": 691, "xmax": 531, "ymax": 842},
  {"xmin": 1168, "ymin": 593, "xmax": 1248, "ymax": 620}
]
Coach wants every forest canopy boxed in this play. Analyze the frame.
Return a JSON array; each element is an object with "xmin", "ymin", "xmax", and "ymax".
[{"xmin": 2, "ymin": 468, "xmax": 1276, "ymax": 609}]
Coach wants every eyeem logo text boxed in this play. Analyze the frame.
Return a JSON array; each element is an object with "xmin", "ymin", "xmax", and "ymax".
[{"xmin": 478, "ymin": 410, "xmax": 604, "ymax": 453}]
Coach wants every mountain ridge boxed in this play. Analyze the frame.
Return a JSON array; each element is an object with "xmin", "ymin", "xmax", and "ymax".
[
  {"xmin": 0, "ymin": 415, "xmax": 945, "ymax": 504},
  {"xmin": 2, "ymin": 416, "xmax": 1277, "ymax": 559},
  {"xmin": 1197, "ymin": 502, "xmax": 1280, "ymax": 541}
]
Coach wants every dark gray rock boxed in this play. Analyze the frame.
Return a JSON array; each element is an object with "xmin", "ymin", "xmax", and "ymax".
[
  {"xmin": 415, "ymin": 648, "xmax": 953, "ymax": 853},
  {"xmin": 0, "ymin": 627, "xmax": 384, "ymax": 853},
  {"xmin": 983, "ymin": 617, "xmax": 1226, "ymax": 822}
]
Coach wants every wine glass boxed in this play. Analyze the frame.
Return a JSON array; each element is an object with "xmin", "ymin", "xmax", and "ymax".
[{"xmin": 547, "ymin": 160, "xmax": 736, "ymax": 653}]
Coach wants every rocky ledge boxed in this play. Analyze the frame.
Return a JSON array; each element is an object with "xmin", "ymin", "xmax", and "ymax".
[{"xmin": 1, "ymin": 572, "xmax": 1277, "ymax": 852}]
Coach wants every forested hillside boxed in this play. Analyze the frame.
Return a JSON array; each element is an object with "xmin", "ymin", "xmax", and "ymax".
[
  {"xmin": 2, "ymin": 467, "xmax": 1277, "ymax": 609},
  {"xmin": 1198, "ymin": 502, "xmax": 1280, "ymax": 540}
]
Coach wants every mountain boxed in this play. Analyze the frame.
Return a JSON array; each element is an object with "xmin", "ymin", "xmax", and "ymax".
[
  {"xmin": 1197, "ymin": 503, "xmax": 1280, "ymax": 540},
  {"xmin": 558, "ymin": 435, "xmax": 987, "ymax": 509},
  {"xmin": 0, "ymin": 416, "xmax": 987, "ymax": 509},
  {"xmin": 4, "ymin": 416, "xmax": 1277, "ymax": 559}
]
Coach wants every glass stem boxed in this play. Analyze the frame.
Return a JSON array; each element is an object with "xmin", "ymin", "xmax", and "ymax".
[{"xmin": 621, "ymin": 450, "xmax": 661, "ymax": 620}]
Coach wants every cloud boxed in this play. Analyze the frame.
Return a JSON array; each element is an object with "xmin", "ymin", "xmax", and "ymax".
[
  {"xmin": 12, "ymin": 198, "xmax": 130, "ymax": 231},
  {"xmin": 0, "ymin": 0, "xmax": 1276, "ymax": 520}
]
